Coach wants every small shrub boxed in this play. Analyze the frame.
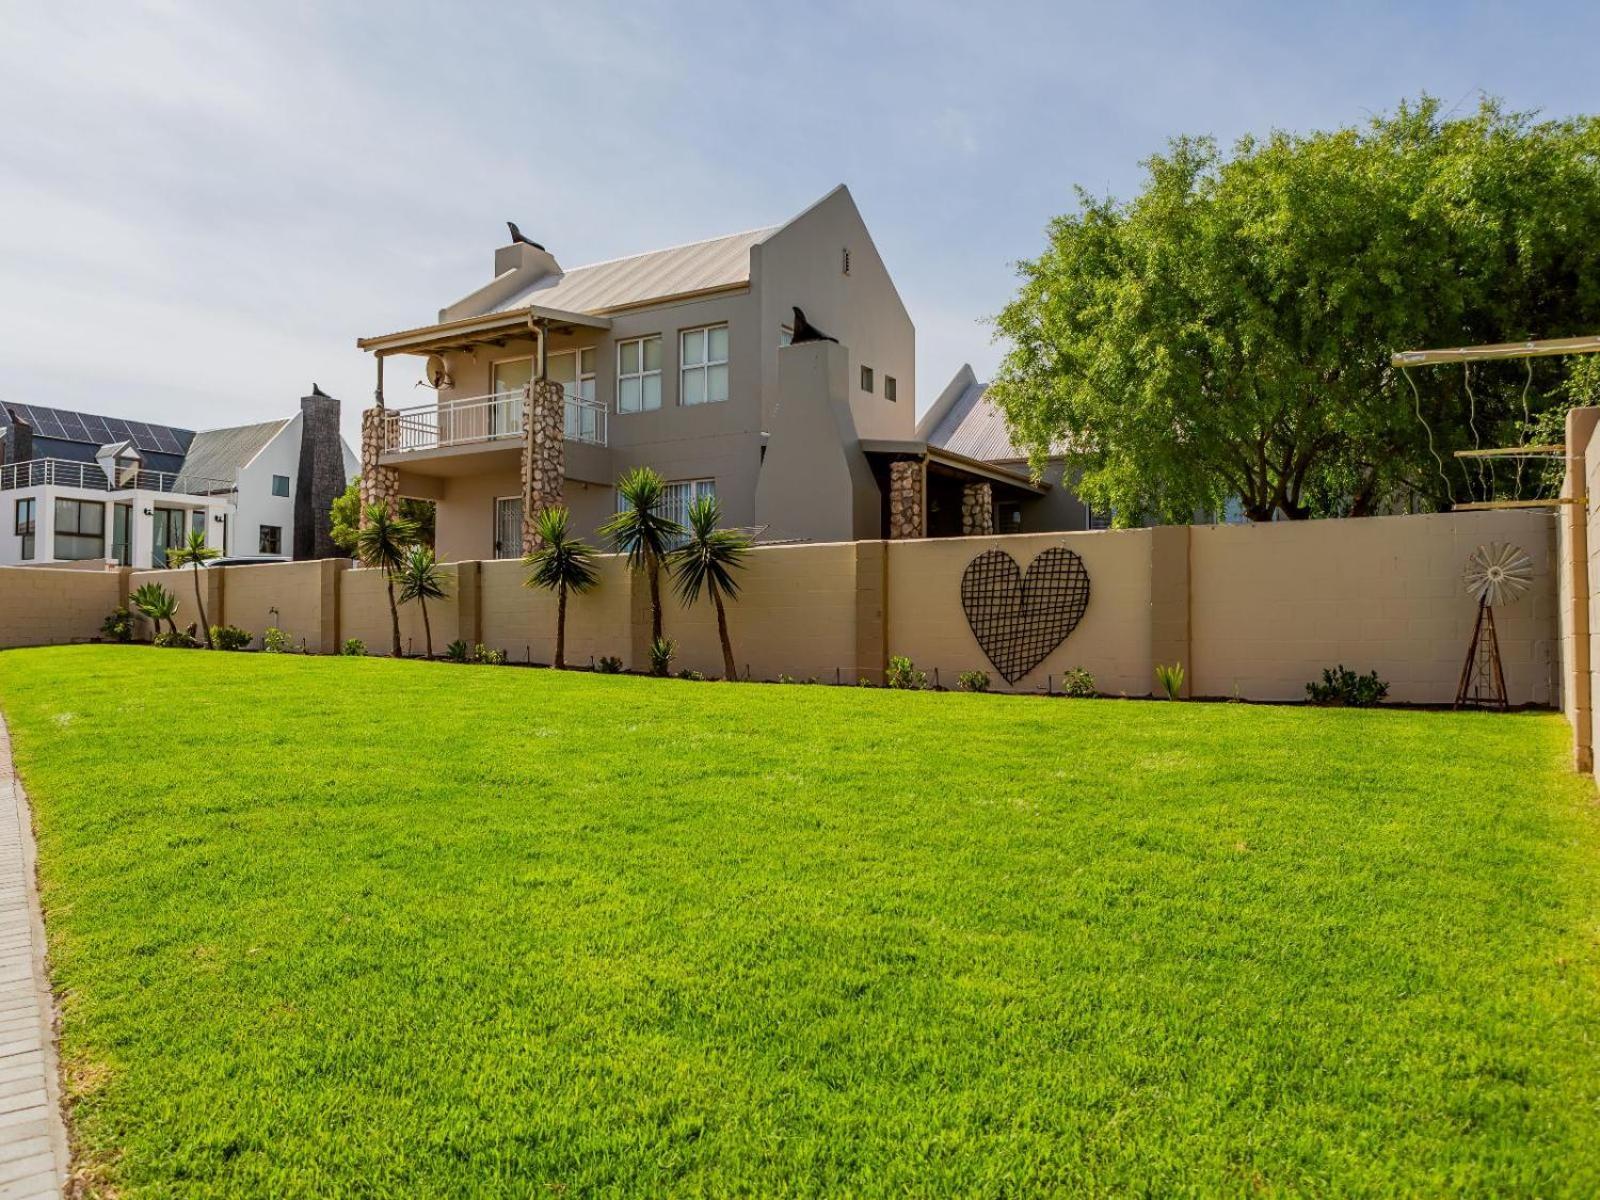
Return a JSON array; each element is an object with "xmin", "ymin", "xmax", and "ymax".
[
  {"xmin": 443, "ymin": 640, "xmax": 470, "ymax": 663},
  {"xmin": 342, "ymin": 638, "xmax": 366, "ymax": 657},
  {"xmin": 858, "ymin": 677, "xmax": 874, "ymax": 687},
  {"xmin": 1306, "ymin": 665, "xmax": 1389, "ymax": 707},
  {"xmin": 1155, "ymin": 661, "xmax": 1185, "ymax": 701},
  {"xmin": 777, "ymin": 673, "xmax": 798, "ymax": 685},
  {"xmin": 210, "ymin": 625, "xmax": 252, "ymax": 652},
  {"xmin": 1060, "ymin": 667, "xmax": 1096, "ymax": 698},
  {"xmin": 886, "ymin": 655, "xmax": 928, "ymax": 690},
  {"xmin": 649, "ymin": 636, "xmax": 676, "ymax": 677},
  {"xmin": 956, "ymin": 670, "xmax": 990, "ymax": 693},
  {"xmin": 596, "ymin": 655, "xmax": 624, "ymax": 674},
  {"xmin": 262, "ymin": 627, "xmax": 291, "ymax": 654},
  {"xmin": 100, "ymin": 608, "xmax": 134, "ymax": 644},
  {"xmin": 472, "ymin": 644, "xmax": 506, "ymax": 666},
  {"xmin": 678, "ymin": 668, "xmax": 706, "ymax": 682},
  {"xmin": 153, "ymin": 629, "xmax": 197, "ymax": 649}
]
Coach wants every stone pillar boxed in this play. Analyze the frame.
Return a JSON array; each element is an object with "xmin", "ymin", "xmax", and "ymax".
[
  {"xmin": 358, "ymin": 406, "xmax": 400, "ymax": 524},
  {"xmin": 960, "ymin": 482, "xmax": 994, "ymax": 536},
  {"xmin": 521, "ymin": 380, "xmax": 565, "ymax": 553},
  {"xmin": 888, "ymin": 459, "xmax": 924, "ymax": 540}
]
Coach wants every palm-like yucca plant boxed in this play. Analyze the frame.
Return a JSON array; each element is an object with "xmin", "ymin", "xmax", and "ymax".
[
  {"xmin": 599, "ymin": 467, "xmax": 682, "ymax": 668},
  {"xmin": 667, "ymin": 495, "xmax": 750, "ymax": 681},
  {"xmin": 397, "ymin": 544, "xmax": 449, "ymax": 660},
  {"xmin": 523, "ymin": 506, "xmax": 599, "ymax": 670},
  {"xmin": 165, "ymin": 529, "xmax": 220, "ymax": 648},
  {"xmin": 129, "ymin": 582, "xmax": 180, "ymax": 638},
  {"xmin": 353, "ymin": 503, "xmax": 419, "ymax": 657}
]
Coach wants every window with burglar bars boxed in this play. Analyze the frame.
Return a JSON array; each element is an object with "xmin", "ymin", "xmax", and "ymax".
[{"xmin": 619, "ymin": 478, "xmax": 716, "ymax": 532}]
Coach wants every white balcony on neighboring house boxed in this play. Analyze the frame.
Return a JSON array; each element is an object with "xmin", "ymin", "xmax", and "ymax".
[
  {"xmin": 0, "ymin": 457, "xmax": 234, "ymax": 496},
  {"xmin": 381, "ymin": 388, "xmax": 608, "ymax": 456}
]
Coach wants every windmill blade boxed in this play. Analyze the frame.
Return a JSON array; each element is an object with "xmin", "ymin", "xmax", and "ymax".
[{"xmin": 1464, "ymin": 542, "xmax": 1533, "ymax": 607}]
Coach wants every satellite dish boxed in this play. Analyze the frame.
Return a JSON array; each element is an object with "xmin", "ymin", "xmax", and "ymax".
[{"xmin": 422, "ymin": 355, "xmax": 453, "ymax": 390}]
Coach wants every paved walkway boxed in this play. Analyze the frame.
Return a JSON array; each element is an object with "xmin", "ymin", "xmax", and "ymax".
[{"xmin": 0, "ymin": 716, "xmax": 68, "ymax": 1198}]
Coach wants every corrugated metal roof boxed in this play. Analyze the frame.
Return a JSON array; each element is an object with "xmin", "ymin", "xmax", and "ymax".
[
  {"xmin": 925, "ymin": 379, "xmax": 1069, "ymax": 462},
  {"xmin": 174, "ymin": 419, "xmax": 287, "ymax": 491},
  {"xmin": 490, "ymin": 227, "xmax": 778, "ymax": 316}
]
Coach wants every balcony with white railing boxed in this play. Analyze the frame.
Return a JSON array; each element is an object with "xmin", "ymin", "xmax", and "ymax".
[
  {"xmin": 381, "ymin": 388, "xmax": 608, "ymax": 456},
  {"xmin": 0, "ymin": 458, "xmax": 235, "ymax": 496}
]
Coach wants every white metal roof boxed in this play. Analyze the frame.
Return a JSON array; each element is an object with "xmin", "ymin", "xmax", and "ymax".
[
  {"xmin": 489, "ymin": 226, "xmax": 778, "ymax": 316},
  {"xmin": 921, "ymin": 369, "xmax": 1070, "ymax": 462}
]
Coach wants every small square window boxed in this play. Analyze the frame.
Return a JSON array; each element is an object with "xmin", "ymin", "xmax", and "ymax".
[
  {"xmin": 259, "ymin": 525, "xmax": 282, "ymax": 555},
  {"xmin": 617, "ymin": 336, "xmax": 663, "ymax": 413},
  {"xmin": 860, "ymin": 365, "xmax": 874, "ymax": 393},
  {"xmin": 885, "ymin": 375, "xmax": 897, "ymax": 402},
  {"xmin": 271, "ymin": 474, "xmax": 290, "ymax": 497}
]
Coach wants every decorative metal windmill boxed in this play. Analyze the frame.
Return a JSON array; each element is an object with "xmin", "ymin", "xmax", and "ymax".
[{"xmin": 1456, "ymin": 542, "xmax": 1533, "ymax": 709}]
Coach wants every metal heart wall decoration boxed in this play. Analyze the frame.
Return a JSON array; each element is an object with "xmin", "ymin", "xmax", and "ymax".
[{"xmin": 960, "ymin": 547, "xmax": 1091, "ymax": 683}]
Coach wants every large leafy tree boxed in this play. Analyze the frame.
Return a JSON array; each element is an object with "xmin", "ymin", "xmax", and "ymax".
[
  {"xmin": 331, "ymin": 479, "xmax": 435, "ymax": 551},
  {"xmin": 990, "ymin": 97, "xmax": 1600, "ymax": 522}
]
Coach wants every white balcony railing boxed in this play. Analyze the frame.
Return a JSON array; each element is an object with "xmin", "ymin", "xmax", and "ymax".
[
  {"xmin": 381, "ymin": 388, "xmax": 608, "ymax": 455},
  {"xmin": 0, "ymin": 458, "xmax": 234, "ymax": 496}
]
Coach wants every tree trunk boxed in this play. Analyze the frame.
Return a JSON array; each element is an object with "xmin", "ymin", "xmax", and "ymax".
[
  {"xmin": 386, "ymin": 575, "xmax": 402, "ymax": 658},
  {"xmin": 646, "ymin": 550, "xmax": 663, "ymax": 647},
  {"xmin": 554, "ymin": 581, "xmax": 567, "ymax": 669},
  {"xmin": 712, "ymin": 583, "xmax": 737, "ymax": 681},
  {"xmin": 420, "ymin": 597, "xmax": 433, "ymax": 660},
  {"xmin": 193, "ymin": 568, "xmax": 213, "ymax": 649}
]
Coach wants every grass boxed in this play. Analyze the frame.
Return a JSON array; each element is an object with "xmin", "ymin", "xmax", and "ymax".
[{"xmin": 1, "ymin": 646, "xmax": 1599, "ymax": 1196}]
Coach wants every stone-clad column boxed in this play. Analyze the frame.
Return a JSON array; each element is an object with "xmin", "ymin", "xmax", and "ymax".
[
  {"xmin": 961, "ymin": 482, "xmax": 994, "ymax": 536},
  {"xmin": 521, "ymin": 381, "xmax": 566, "ymax": 553},
  {"xmin": 358, "ymin": 406, "xmax": 399, "ymax": 524},
  {"xmin": 888, "ymin": 459, "xmax": 924, "ymax": 540}
]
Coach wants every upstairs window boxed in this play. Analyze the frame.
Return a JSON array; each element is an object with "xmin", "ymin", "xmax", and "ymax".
[
  {"xmin": 617, "ymin": 336, "xmax": 662, "ymax": 413},
  {"xmin": 680, "ymin": 325, "xmax": 729, "ymax": 406},
  {"xmin": 860, "ymin": 365, "xmax": 874, "ymax": 393},
  {"xmin": 885, "ymin": 375, "xmax": 897, "ymax": 402},
  {"xmin": 271, "ymin": 474, "xmax": 290, "ymax": 497}
]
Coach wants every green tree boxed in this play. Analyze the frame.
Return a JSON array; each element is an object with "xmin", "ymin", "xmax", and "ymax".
[
  {"xmin": 990, "ymin": 96, "xmax": 1600, "ymax": 522},
  {"xmin": 600, "ymin": 467, "xmax": 682, "ymax": 666},
  {"xmin": 667, "ymin": 495, "xmax": 750, "ymax": 681},
  {"xmin": 331, "ymin": 479, "xmax": 434, "ymax": 552},
  {"xmin": 130, "ymin": 582, "xmax": 180, "ymax": 638},
  {"xmin": 522, "ymin": 506, "xmax": 599, "ymax": 670},
  {"xmin": 353, "ymin": 503, "xmax": 419, "ymax": 658},
  {"xmin": 396, "ymin": 544, "xmax": 448, "ymax": 661},
  {"xmin": 166, "ymin": 530, "xmax": 220, "ymax": 648}
]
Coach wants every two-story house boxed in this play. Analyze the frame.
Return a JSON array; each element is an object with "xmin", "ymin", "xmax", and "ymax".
[{"xmin": 357, "ymin": 184, "xmax": 1064, "ymax": 559}]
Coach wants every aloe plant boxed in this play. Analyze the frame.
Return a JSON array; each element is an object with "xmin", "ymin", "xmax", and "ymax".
[{"xmin": 130, "ymin": 582, "xmax": 180, "ymax": 638}]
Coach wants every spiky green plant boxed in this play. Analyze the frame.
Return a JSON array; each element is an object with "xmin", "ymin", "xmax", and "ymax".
[
  {"xmin": 353, "ymin": 503, "xmax": 419, "ymax": 658},
  {"xmin": 129, "ymin": 582, "xmax": 180, "ymax": 638},
  {"xmin": 523, "ymin": 506, "xmax": 599, "ymax": 670},
  {"xmin": 166, "ymin": 529, "xmax": 220, "ymax": 648},
  {"xmin": 397, "ymin": 544, "xmax": 449, "ymax": 660},
  {"xmin": 666, "ymin": 495, "xmax": 749, "ymax": 681},
  {"xmin": 599, "ymin": 467, "xmax": 682, "ymax": 664},
  {"xmin": 1156, "ymin": 661, "xmax": 1186, "ymax": 701}
]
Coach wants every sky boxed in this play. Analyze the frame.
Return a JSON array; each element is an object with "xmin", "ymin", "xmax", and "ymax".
[{"xmin": 2, "ymin": 1, "xmax": 1598, "ymax": 450}]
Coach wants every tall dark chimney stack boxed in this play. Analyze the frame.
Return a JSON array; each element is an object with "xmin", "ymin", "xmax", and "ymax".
[
  {"xmin": 0, "ymin": 408, "xmax": 32, "ymax": 468},
  {"xmin": 294, "ymin": 389, "xmax": 345, "ymax": 560}
]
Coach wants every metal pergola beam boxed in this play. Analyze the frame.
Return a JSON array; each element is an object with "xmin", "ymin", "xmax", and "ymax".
[{"xmin": 1392, "ymin": 334, "xmax": 1600, "ymax": 367}]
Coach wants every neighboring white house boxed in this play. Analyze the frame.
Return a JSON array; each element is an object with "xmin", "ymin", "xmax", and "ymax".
[{"xmin": 0, "ymin": 394, "xmax": 357, "ymax": 569}]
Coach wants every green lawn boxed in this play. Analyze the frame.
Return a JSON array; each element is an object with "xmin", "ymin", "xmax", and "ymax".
[{"xmin": 2, "ymin": 647, "xmax": 1599, "ymax": 1196}]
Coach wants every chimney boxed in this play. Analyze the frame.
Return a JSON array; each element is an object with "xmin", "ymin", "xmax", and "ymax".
[
  {"xmin": 495, "ymin": 239, "xmax": 561, "ymax": 280},
  {"xmin": 0, "ymin": 408, "xmax": 32, "ymax": 467},
  {"xmin": 294, "ymin": 389, "xmax": 345, "ymax": 560}
]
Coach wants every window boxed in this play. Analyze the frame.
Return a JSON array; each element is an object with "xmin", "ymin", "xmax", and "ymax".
[
  {"xmin": 842, "ymin": 247, "xmax": 851, "ymax": 275},
  {"xmin": 191, "ymin": 510, "xmax": 206, "ymax": 537},
  {"xmin": 259, "ymin": 524, "xmax": 282, "ymax": 555},
  {"xmin": 53, "ymin": 498, "xmax": 105, "ymax": 561},
  {"xmin": 860, "ymin": 365, "xmax": 874, "ymax": 393},
  {"xmin": 112, "ymin": 503, "xmax": 131, "ymax": 566},
  {"xmin": 680, "ymin": 326, "xmax": 729, "ymax": 406},
  {"xmin": 271, "ymin": 474, "xmax": 290, "ymax": 497},
  {"xmin": 616, "ymin": 336, "xmax": 662, "ymax": 413},
  {"xmin": 550, "ymin": 348, "xmax": 601, "ymax": 442},
  {"xmin": 625, "ymin": 478, "xmax": 716, "ymax": 531},
  {"xmin": 14, "ymin": 498, "xmax": 35, "ymax": 561},
  {"xmin": 490, "ymin": 358, "xmax": 533, "ymax": 435},
  {"xmin": 884, "ymin": 375, "xmax": 897, "ymax": 402},
  {"xmin": 152, "ymin": 507, "xmax": 185, "ymax": 568},
  {"xmin": 493, "ymin": 497, "xmax": 522, "ymax": 560}
]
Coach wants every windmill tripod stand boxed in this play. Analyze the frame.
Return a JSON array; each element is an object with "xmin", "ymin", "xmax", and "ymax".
[{"xmin": 1455, "ymin": 594, "xmax": 1509, "ymax": 710}]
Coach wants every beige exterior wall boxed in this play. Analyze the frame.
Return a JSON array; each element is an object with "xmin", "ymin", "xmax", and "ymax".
[
  {"xmin": 218, "ymin": 561, "xmax": 327, "ymax": 650},
  {"xmin": 1190, "ymin": 511, "xmax": 1557, "ymax": 704},
  {"xmin": 0, "ymin": 566, "xmax": 122, "ymax": 648},
  {"xmin": 886, "ymin": 530, "xmax": 1155, "ymax": 694},
  {"xmin": 479, "ymin": 556, "xmax": 634, "ymax": 667},
  {"xmin": 338, "ymin": 565, "xmax": 462, "ymax": 657}
]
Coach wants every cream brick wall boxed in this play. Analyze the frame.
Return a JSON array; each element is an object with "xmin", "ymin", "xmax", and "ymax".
[
  {"xmin": 885, "ymin": 530, "xmax": 1155, "ymax": 695},
  {"xmin": 0, "ymin": 566, "xmax": 121, "ymax": 647},
  {"xmin": 1191, "ymin": 510, "xmax": 1557, "ymax": 704},
  {"xmin": 478, "ymin": 556, "xmax": 634, "ymax": 667},
  {"xmin": 338, "ymin": 565, "xmax": 462, "ymax": 658},
  {"xmin": 221, "ymin": 561, "xmax": 328, "ymax": 651}
]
